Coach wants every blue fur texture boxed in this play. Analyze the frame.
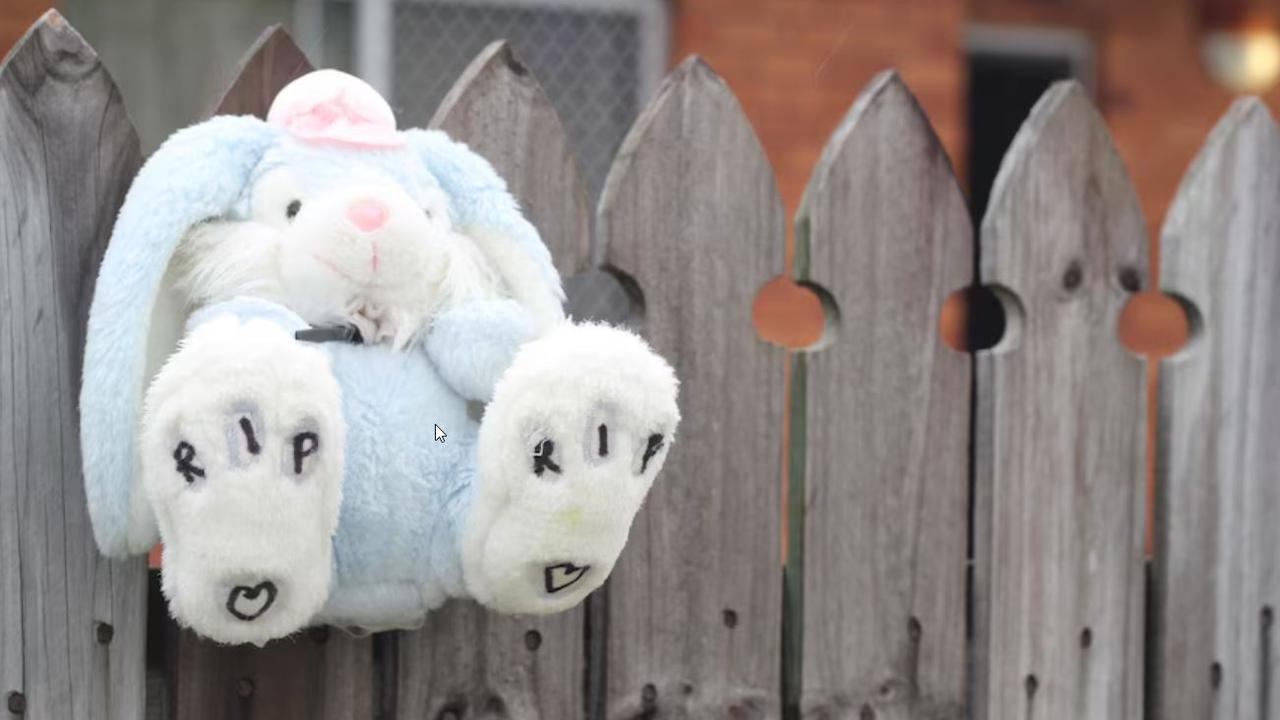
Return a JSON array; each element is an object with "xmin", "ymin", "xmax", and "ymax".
[
  {"xmin": 81, "ymin": 115, "xmax": 563, "ymax": 626},
  {"xmin": 424, "ymin": 299, "xmax": 538, "ymax": 402}
]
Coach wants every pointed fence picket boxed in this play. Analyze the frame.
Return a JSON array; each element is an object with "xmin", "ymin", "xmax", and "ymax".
[
  {"xmin": 595, "ymin": 57, "xmax": 787, "ymax": 719},
  {"xmin": 794, "ymin": 71, "xmax": 971, "ymax": 720},
  {"xmin": 1153, "ymin": 98, "xmax": 1280, "ymax": 720},
  {"xmin": 431, "ymin": 40, "xmax": 591, "ymax": 277},
  {"xmin": 0, "ymin": 11, "xmax": 146, "ymax": 720},
  {"xmin": 210, "ymin": 24, "xmax": 313, "ymax": 119},
  {"xmin": 5, "ymin": 12, "xmax": 1280, "ymax": 720},
  {"xmin": 972, "ymin": 82, "xmax": 1148, "ymax": 720}
]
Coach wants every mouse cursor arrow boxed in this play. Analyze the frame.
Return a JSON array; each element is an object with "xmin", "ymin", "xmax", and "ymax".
[{"xmin": 434, "ymin": 424, "xmax": 447, "ymax": 443}]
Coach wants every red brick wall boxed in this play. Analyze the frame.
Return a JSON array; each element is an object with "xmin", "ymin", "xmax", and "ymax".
[{"xmin": 1, "ymin": 0, "xmax": 50, "ymax": 59}]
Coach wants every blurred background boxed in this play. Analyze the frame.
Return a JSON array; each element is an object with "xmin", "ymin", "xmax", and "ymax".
[{"xmin": 2, "ymin": 0, "xmax": 1274, "ymax": 243}]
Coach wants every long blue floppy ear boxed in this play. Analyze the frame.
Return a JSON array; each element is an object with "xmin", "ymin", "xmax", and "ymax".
[
  {"xmin": 403, "ymin": 129, "xmax": 566, "ymax": 328},
  {"xmin": 81, "ymin": 115, "xmax": 281, "ymax": 557}
]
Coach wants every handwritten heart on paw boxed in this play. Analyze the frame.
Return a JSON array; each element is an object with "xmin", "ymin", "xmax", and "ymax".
[
  {"xmin": 543, "ymin": 562, "xmax": 590, "ymax": 594},
  {"xmin": 226, "ymin": 581, "xmax": 278, "ymax": 621}
]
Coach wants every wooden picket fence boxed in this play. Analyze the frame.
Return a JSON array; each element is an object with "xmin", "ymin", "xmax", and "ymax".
[{"xmin": 0, "ymin": 9, "xmax": 1276, "ymax": 720}]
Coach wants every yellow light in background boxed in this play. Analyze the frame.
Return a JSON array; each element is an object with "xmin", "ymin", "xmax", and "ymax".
[{"xmin": 1202, "ymin": 28, "xmax": 1280, "ymax": 93}]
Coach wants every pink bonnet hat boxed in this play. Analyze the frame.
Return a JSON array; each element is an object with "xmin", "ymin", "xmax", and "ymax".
[{"xmin": 266, "ymin": 69, "xmax": 405, "ymax": 149}]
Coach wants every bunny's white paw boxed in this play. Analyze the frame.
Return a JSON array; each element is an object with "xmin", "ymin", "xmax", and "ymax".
[
  {"xmin": 462, "ymin": 324, "xmax": 679, "ymax": 614},
  {"xmin": 140, "ymin": 314, "xmax": 344, "ymax": 645}
]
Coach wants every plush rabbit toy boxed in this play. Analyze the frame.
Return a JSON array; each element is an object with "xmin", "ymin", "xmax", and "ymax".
[{"xmin": 80, "ymin": 70, "xmax": 679, "ymax": 645}]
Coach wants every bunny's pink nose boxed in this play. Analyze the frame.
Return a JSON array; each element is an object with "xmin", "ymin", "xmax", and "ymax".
[{"xmin": 346, "ymin": 198, "xmax": 389, "ymax": 232}]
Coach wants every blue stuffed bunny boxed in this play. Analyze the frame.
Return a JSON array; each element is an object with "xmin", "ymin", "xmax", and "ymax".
[{"xmin": 79, "ymin": 70, "xmax": 679, "ymax": 645}]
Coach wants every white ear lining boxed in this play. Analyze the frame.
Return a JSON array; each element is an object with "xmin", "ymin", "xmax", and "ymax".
[{"xmin": 467, "ymin": 226, "xmax": 567, "ymax": 331}]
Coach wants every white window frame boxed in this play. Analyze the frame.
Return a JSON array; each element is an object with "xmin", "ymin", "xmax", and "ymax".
[
  {"xmin": 335, "ymin": 0, "xmax": 670, "ymax": 104},
  {"xmin": 966, "ymin": 23, "xmax": 1096, "ymax": 97}
]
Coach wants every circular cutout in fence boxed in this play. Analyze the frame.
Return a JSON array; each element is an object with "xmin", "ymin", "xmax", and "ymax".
[
  {"xmin": 752, "ymin": 275, "xmax": 832, "ymax": 350},
  {"xmin": 940, "ymin": 285, "xmax": 1012, "ymax": 352},
  {"xmin": 563, "ymin": 266, "xmax": 645, "ymax": 329},
  {"xmin": 1118, "ymin": 290, "xmax": 1194, "ymax": 357}
]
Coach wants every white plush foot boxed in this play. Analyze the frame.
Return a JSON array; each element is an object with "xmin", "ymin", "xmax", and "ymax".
[
  {"xmin": 140, "ymin": 314, "xmax": 344, "ymax": 645},
  {"xmin": 463, "ymin": 323, "xmax": 679, "ymax": 614}
]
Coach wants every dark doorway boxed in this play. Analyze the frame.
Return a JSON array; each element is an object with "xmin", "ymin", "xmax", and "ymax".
[{"xmin": 967, "ymin": 49, "xmax": 1075, "ymax": 222}]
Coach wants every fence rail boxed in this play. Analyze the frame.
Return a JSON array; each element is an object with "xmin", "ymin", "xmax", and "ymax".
[{"xmin": 0, "ymin": 10, "xmax": 1275, "ymax": 720}]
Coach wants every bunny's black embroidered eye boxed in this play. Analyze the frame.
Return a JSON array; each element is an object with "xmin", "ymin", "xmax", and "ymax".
[{"xmin": 286, "ymin": 199, "xmax": 302, "ymax": 220}]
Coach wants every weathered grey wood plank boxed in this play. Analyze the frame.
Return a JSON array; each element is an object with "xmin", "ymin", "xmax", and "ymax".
[
  {"xmin": 396, "ymin": 41, "xmax": 589, "ymax": 720},
  {"xmin": 174, "ymin": 627, "xmax": 372, "ymax": 719},
  {"xmin": 208, "ymin": 26, "xmax": 313, "ymax": 119},
  {"xmin": 972, "ymin": 81, "xmax": 1148, "ymax": 720},
  {"xmin": 395, "ymin": 601, "xmax": 581, "ymax": 719},
  {"xmin": 596, "ymin": 56, "xmax": 785, "ymax": 719},
  {"xmin": 162, "ymin": 31, "xmax": 380, "ymax": 720},
  {"xmin": 431, "ymin": 40, "xmax": 591, "ymax": 277},
  {"xmin": 1153, "ymin": 97, "xmax": 1280, "ymax": 720},
  {"xmin": 208, "ymin": 24, "xmax": 313, "ymax": 119},
  {"xmin": 0, "ymin": 10, "xmax": 147, "ymax": 720},
  {"xmin": 796, "ymin": 71, "xmax": 970, "ymax": 720}
]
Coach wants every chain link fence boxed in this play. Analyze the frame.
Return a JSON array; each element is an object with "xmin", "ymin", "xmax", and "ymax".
[{"xmin": 388, "ymin": 0, "xmax": 658, "ymax": 201}]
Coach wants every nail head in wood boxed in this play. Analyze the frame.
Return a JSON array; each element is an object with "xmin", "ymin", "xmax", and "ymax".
[
  {"xmin": 95, "ymin": 621, "xmax": 114, "ymax": 644},
  {"xmin": 484, "ymin": 695, "xmax": 506, "ymax": 715},
  {"xmin": 1118, "ymin": 267, "xmax": 1141, "ymax": 292},
  {"xmin": 1062, "ymin": 261, "xmax": 1084, "ymax": 290},
  {"xmin": 236, "ymin": 678, "xmax": 255, "ymax": 698},
  {"xmin": 877, "ymin": 678, "xmax": 905, "ymax": 701},
  {"xmin": 6, "ymin": 691, "xmax": 25, "ymax": 715},
  {"xmin": 523, "ymin": 629, "xmax": 541, "ymax": 651}
]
